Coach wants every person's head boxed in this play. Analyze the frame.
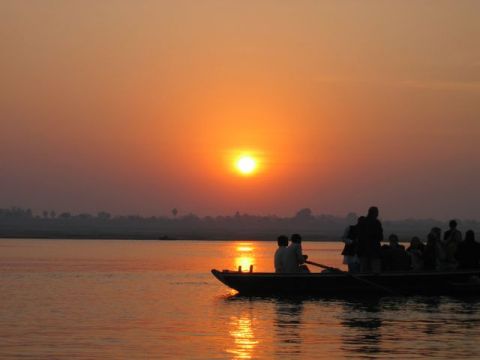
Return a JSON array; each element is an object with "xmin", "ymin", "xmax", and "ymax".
[
  {"xmin": 277, "ymin": 235, "xmax": 288, "ymax": 247},
  {"xmin": 291, "ymin": 233, "xmax": 302, "ymax": 244},
  {"xmin": 465, "ymin": 230, "xmax": 475, "ymax": 243},
  {"xmin": 449, "ymin": 220, "xmax": 458, "ymax": 229},
  {"xmin": 410, "ymin": 236, "xmax": 421, "ymax": 249},
  {"xmin": 367, "ymin": 206, "xmax": 379, "ymax": 219},
  {"xmin": 357, "ymin": 216, "xmax": 366, "ymax": 225},
  {"xmin": 389, "ymin": 234, "xmax": 399, "ymax": 246}
]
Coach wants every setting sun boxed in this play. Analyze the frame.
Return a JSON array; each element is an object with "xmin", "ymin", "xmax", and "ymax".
[{"xmin": 236, "ymin": 156, "xmax": 257, "ymax": 175}]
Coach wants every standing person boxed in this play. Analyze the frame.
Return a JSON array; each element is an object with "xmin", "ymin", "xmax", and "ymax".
[
  {"xmin": 357, "ymin": 206, "xmax": 383, "ymax": 273},
  {"xmin": 274, "ymin": 235, "xmax": 289, "ymax": 273},
  {"xmin": 341, "ymin": 218, "xmax": 362, "ymax": 273},
  {"xmin": 284, "ymin": 234, "xmax": 310, "ymax": 273},
  {"xmin": 443, "ymin": 220, "xmax": 462, "ymax": 270}
]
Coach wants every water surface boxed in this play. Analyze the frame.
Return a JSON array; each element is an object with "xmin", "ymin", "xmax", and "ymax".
[{"xmin": 1, "ymin": 239, "xmax": 479, "ymax": 359}]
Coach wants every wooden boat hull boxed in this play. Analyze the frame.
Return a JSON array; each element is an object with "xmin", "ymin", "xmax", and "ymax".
[{"xmin": 211, "ymin": 269, "xmax": 480, "ymax": 297}]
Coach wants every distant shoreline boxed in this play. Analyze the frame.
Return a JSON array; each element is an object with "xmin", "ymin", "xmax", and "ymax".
[
  {"xmin": 0, "ymin": 235, "xmax": 337, "ymax": 241},
  {"xmin": 2, "ymin": 207, "xmax": 479, "ymax": 242},
  {"xmin": 0, "ymin": 235, "xmax": 418, "ymax": 243}
]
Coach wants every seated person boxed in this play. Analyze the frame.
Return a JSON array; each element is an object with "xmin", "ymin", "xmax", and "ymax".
[
  {"xmin": 284, "ymin": 233, "xmax": 310, "ymax": 273},
  {"xmin": 274, "ymin": 235, "xmax": 289, "ymax": 273},
  {"xmin": 456, "ymin": 230, "xmax": 480, "ymax": 269},
  {"xmin": 423, "ymin": 232, "xmax": 438, "ymax": 270},
  {"xmin": 381, "ymin": 234, "xmax": 411, "ymax": 271},
  {"xmin": 407, "ymin": 236, "xmax": 425, "ymax": 271}
]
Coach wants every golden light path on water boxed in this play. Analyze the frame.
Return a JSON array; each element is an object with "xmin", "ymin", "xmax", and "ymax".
[
  {"xmin": 226, "ymin": 243, "xmax": 259, "ymax": 359},
  {"xmin": 234, "ymin": 242, "xmax": 256, "ymax": 272},
  {"xmin": 227, "ymin": 313, "xmax": 259, "ymax": 360}
]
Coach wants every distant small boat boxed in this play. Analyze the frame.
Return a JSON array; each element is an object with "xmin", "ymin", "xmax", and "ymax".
[{"xmin": 211, "ymin": 268, "xmax": 480, "ymax": 296}]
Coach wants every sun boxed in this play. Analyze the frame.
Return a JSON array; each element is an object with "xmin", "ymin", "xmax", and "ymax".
[{"xmin": 236, "ymin": 156, "xmax": 257, "ymax": 175}]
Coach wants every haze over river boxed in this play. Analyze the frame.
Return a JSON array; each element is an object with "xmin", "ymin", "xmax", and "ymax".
[{"xmin": 1, "ymin": 239, "xmax": 479, "ymax": 359}]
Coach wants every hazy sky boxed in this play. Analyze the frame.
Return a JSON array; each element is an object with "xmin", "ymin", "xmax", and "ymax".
[{"xmin": 1, "ymin": 1, "xmax": 479, "ymax": 219}]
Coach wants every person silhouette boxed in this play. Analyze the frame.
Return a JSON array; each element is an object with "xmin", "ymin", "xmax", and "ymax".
[
  {"xmin": 357, "ymin": 206, "xmax": 383, "ymax": 273},
  {"xmin": 424, "ymin": 228, "xmax": 442, "ymax": 270},
  {"xmin": 443, "ymin": 220, "xmax": 462, "ymax": 270},
  {"xmin": 381, "ymin": 234, "xmax": 410, "ymax": 271},
  {"xmin": 274, "ymin": 235, "xmax": 289, "ymax": 273},
  {"xmin": 341, "ymin": 217, "xmax": 362, "ymax": 273},
  {"xmin": 407, "ymin": 236, "xmax": 425, "ymax": 271},
  {"xmin": 456, "ymin": 230, "xmax": 480, "ymax": 269},
  {"xmin": 284, "ymin": 234, "xmax": 310, "ymax": 273}
]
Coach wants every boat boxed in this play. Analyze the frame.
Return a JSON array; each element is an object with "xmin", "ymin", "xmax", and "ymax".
[{"xmin": 211, "ymin": 268, "xmax": 480, "ymax": 296}]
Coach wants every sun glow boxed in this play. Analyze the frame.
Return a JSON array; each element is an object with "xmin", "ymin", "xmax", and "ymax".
[{"xmin": 236, "ymin": 156, "xmax": 257, "ymax": 175}]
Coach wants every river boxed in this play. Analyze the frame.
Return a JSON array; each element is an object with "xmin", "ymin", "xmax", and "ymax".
[{"xmin": 0, "ymin": 239, "xmax": 479, "ymax": 359}]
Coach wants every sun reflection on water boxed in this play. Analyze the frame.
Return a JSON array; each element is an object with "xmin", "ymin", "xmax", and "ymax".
[
  {"xmin": 227, "ymin": 314, "xmax": 259, "ymax": 359},
  {"xmin": 234, "ymin": 243, "xmax": 255, "ymax": 272},
  {"xmin": 237, "ymin": 246, "xmax": 253, "ymax": 252}
]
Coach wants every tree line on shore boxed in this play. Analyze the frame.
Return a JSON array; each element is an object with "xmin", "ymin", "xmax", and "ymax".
[{"xmin": 1, "ymin": 206, "xmax": 479, "ymax": 240}]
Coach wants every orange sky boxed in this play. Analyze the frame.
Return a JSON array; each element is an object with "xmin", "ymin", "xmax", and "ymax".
[{"xmin": 1, "ymin": 1, "xmax": 480, "ymax": 219}]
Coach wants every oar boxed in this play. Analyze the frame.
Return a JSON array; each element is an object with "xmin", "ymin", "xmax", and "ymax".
[{"xmin": 305, "ymin": 260, "xmax": 398, "ymax": 296}]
